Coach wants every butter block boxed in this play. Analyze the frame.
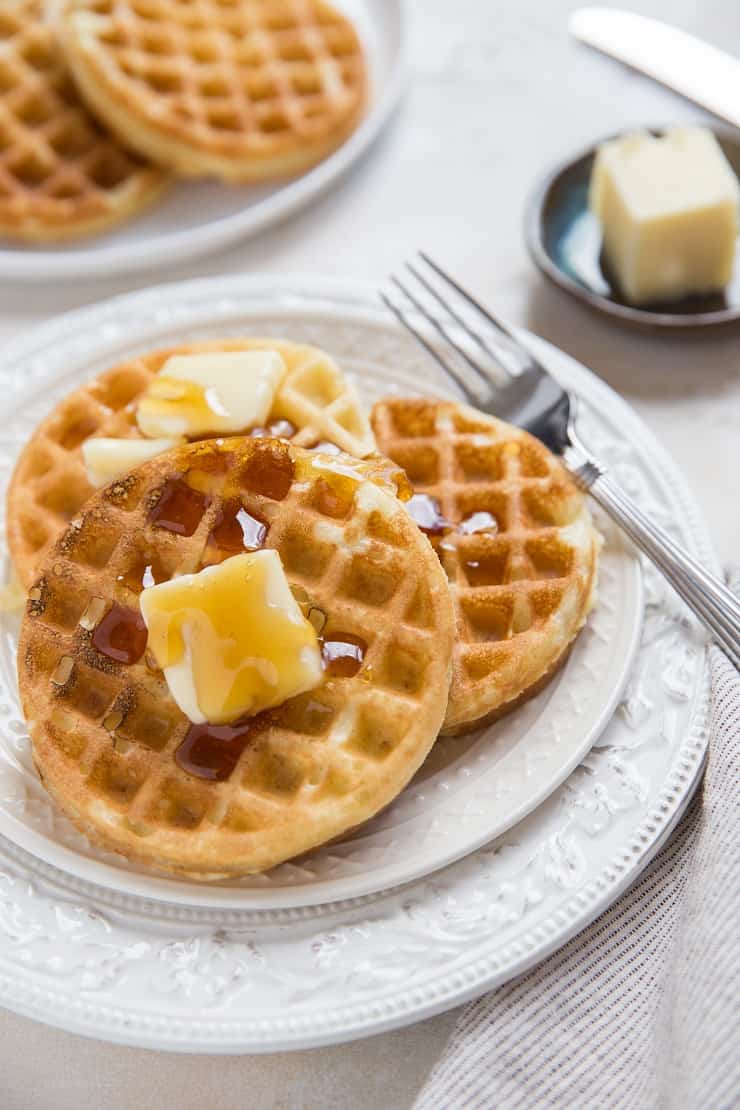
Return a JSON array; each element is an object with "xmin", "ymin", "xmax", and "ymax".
[
  {"xmin": 140, "ymin": 551, "xmax": 322, "ymax": 725},
  {"xmin": 82, "ymin": 435, "xmax": 182, "ymax": 487},
  {"xmin": 136, "ymin": 350, "xmax": 287, "ymax": 439},
  {"xmin": 589, "ymin": 127, "xmax": 739, "ymax": 304}
]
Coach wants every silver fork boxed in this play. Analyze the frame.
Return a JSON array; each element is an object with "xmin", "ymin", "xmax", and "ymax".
[{"xmin": 381, "ymin": 252, "xmax": 740, "ymax": 670}]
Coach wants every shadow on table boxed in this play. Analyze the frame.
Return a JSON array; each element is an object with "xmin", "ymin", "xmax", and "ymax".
[{"xmin": 523, "ymin": 280, "xmax": 740, "ymax": 404}]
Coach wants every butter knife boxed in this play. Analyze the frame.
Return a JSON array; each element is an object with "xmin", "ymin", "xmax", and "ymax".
[{"xmin": 570, "ymin": 7, "xmax": 740, "ymax": 130}]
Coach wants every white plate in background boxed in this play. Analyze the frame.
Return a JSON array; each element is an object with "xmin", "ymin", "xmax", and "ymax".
[{"xmin": 0, "ymin": 1, "xmax": 407, "ymax": 282}]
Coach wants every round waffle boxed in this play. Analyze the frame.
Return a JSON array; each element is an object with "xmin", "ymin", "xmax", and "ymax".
[
  {"xmin": 0, "ymin": 0, "xmax": 167, "ymax": 242},
  {"xmin": 372, "ymin": 398, "xmax": 601, "ymax": 736},
  {"xmin": 7, "ymin": 337, "xmax": 376, "ymax": 588},
  {"xmin": 18, "ymin": 437, "xmax": 454, "ymax": 878},
  {"xmin": 59, "ymin": 0, "xmax": 367, "ymax": 183}
]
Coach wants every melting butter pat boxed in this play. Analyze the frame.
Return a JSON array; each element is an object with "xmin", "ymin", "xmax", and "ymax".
[
  {"xmin": 590, "ymin": 127, "xmax": 739, "ymax": 304},
  {"xmin": 0, "ymin": 578, "xmax": 25, "ymax": 613},
  {"xmin": 139, "ymin": 551, "xmax": 322, "ymax": 725},
  {"xmin": 136, "ymin": 350, "xmax": 287, "ymax": 439},
  {"xmin": 82, "ymin": 436, "xmax": 183, "ymax": 488}
]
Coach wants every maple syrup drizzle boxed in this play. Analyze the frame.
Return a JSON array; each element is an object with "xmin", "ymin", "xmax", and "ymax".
[
  {"xmin": 150, "ymin": 478, "xmax": 210, "ymax": 536},
  {"xmin": 175, "ymin": 720, "xmax": 258, "ymax": 783},
  {"xmin": 240, "ymin": 443, "xmax": 295, "ymax": 501},
  {"xmin": 121, "ymin": 553, "xmax": 167, "ymax": 593},
  {"xmin": 92, "ymin": 603, "xmax": 148, "ymax": 665},
  {"xmin": 407, "ymin": 493, "xmax": 451, "ymax": 536},
  {"xmin": 248, "ymin": 419, "xmax": 297, "ymax": 440},
  {"xmin": 207, "ymin": 499, "xmax": 268, "ymax": 556},
  {"xmin": 458, "ymin": 510, "xmax": 498, "ymax": 535},
  {"xmin": 463, "ymin": 555, "xmax": 508, "ymax": 587},
  {"xmin": 463, "ymin": 559, "xmax": 485, "ymax": 586},
  {"xmin": 320, "ymin": 633, "xmax": 367, "ymax": 677},
  {"xmin": 312, "ymin": 476, "xmax": 354, "ymax": 519}
]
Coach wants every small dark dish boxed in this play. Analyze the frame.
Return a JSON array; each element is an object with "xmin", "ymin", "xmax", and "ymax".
[{"xmin": 525, "ymin": 124, "xmax": 740, "ymax": 330}]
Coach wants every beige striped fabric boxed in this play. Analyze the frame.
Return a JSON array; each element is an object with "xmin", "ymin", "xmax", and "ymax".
[{"xmin": 414, "ymin": 582, "xmax": 739, "ymax": 1110}]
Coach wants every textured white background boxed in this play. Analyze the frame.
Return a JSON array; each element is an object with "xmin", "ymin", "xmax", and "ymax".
[{"xmin": 0, "ymin": 1, "xmax": 738, "ymax": 1107}]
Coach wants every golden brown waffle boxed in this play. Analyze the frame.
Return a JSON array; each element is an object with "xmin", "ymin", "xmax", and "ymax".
[
  {"xmin": 372, "ymin": 398, "xmax": 601, "ymax": 736},
  {"xmin": 7, "ymin": 337, "xmax": 376, "ymax": 587},
  {"xmin": 18, "ymin": 437, "xmax": 454, "ymax": 878},
  {"xmin": 59, "ymin": 0, "xmax": 367, "ymax": 182},
  {"xmin": 0, "ymin": 0, "xmax": 167, "ymax": 242}
]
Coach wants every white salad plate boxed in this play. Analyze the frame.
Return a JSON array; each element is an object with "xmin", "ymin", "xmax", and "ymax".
[
  {"xmin": 0, "ymin": 1, "xmax": 406, "ymax": 283},
  {"xmin": 0, "ymin": 277, "xmax": 711, "ymax": 1052}
]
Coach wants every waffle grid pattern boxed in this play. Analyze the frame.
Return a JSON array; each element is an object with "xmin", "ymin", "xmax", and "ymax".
[
  {"xmin": 19, "ymin": 437, "xmax": 453, "ymax": 877},
  {"xmin": 372, "ymin": 399, "xmax": 600, "ymax": 734},
  {"xmin": 60, "ymin": 0, "xmax": 367, "ymax": 181},
  {"xmin": 7, "ymin": 338, "xmax": 376, "ymax": 587},
  {"xmin": 270, "ymin": 342, "xmax": 375, "ymax": 456},
  {"xmin": 0, "ymin": 0, "xmax": 165, "ymax": 240}
]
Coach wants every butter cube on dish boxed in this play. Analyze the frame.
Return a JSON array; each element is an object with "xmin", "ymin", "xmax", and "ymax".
[{"xmin": 589, "ymin": 127, "xmax": 739, "ymax": 305}]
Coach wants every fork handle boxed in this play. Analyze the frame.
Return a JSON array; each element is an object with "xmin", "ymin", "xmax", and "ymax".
[{"xmin": 569, "ymin": 460, "xmax": 740, "ymax": 670}]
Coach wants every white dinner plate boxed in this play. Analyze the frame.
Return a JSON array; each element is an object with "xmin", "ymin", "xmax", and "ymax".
[
  {"xmin": 0, "ymin": 1, "xmax": 406, "ymax": 282},
  {"xmin": 0, "ymin": 277, "xmax": 711, "ymax": 1053},
  {"xmin": 0, "ymin": 276, "xmax": 641, "ymax": 910}
]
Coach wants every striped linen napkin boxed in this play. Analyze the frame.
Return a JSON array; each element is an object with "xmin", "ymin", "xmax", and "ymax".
[{"xmin": 414, "ymin": 580, "xmax": 739, "ymax": 1110}]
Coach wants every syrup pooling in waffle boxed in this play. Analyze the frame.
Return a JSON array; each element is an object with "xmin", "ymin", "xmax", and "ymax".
[
  {"xmin": 7, "ymin": 338, "xmax": 376, "ymax": 587},
  {"xmin": 59, "ymin": 0, "xmax": 367, "ymax": 182},
  {"xmin": 18, "ymin": 438, "xmax": 454, "ymax": 878},
  {"xmin": 372, "ymin": 398, "xmax": 601, "ymax": 735},
  {"xmin": 0, "ymin": 0, "xmax": 166, "ymax": 242}
]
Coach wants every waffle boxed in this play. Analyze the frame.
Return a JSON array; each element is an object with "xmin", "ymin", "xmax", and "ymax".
[
  {"xmin": 18, "ymin": 437, "xmax": 454, "ymax": 877},
  {"xmin": 7, "ymin": 337, "xmax": 376, "ymax": 587},
  {"xmin": 372, "ymin": 398, "xmax": 601, "ymax": 736},
  {"xmin": 58, "ymin": 0, "xmax": 367, "ymax": 183},
  {"xmin": 0, "ymin": 0, "xmax": 166, "ymax": 242}
]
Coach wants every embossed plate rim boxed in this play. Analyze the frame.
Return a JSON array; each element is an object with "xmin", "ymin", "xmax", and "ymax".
[{"xmin": 0, "ymin": 277, "xmax": 713, "ymax": 1053}]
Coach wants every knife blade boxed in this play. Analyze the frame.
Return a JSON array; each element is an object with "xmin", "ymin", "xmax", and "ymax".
[{"xmin": 569, "ymin": 7, "xmax": 740, "ymax": 130}]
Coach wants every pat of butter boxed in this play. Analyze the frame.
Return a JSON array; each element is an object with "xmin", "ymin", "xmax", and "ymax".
[
  {"xmin": 139, "ymin": 550, "xmax": 322, "ymax": 725},
  {"xmin": 136, "ymin": 350, "xmax": 287, "ymax": 439},
  {"xmin": 590, "ymin": 127, "xmax": 740, "ymax": 305},
  {"xmin": 0, "ymin": 578, "xmax": 25, "ymax": 613},
  {"xmin": 82, "ymin": 436, "xmax": 183, "ymax": 488}
]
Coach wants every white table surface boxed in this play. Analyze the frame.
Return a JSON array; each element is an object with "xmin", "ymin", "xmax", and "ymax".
[{"xmin": 1, "ymin": 1, "xmax": 738, "ymax": 1107}]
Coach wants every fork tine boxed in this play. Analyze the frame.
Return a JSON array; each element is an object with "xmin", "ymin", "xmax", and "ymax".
[
  {"xmin": 379, "ymin": 292, "xmax": 473, "ymax": 398},
  {"xmin": 419, "ymin": 250, "xmax": 533, "ymax": 358},
  {"xmin": 404, "ymin": 260, "xmax": 510, "ymax": 377},
  {"xmin": 390, "ymin": 275, "xmax": 493, "ymax": 393}
]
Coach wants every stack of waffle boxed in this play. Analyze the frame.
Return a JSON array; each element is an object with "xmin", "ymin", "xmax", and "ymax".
[
  {"xmin": 1, "ymin": 0, "xmax": 368, "ymax": 241},
  {"xmin": 8, "ymin": 337, "xmax": 601, "ymax": 877}
]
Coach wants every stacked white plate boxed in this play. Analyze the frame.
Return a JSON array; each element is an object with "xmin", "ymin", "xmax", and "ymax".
[{"xmin": 0, "ymin": 277, "xmax": 712, "ymax": 1051}]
